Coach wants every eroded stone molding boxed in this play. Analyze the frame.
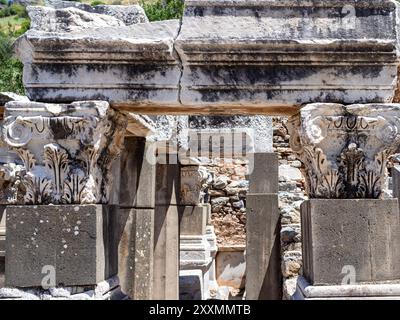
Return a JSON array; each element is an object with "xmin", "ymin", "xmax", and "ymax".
[
  {"xmin": 180, "ymin": 166, "xmax": 213, "ymax": 205},
  {"xmin": 287, "ymin": 103, "xmax": 400, "ymax": 199},
  {"xmin": 0, "ymin": 101, "xmax": 127, "ymax": 204}
]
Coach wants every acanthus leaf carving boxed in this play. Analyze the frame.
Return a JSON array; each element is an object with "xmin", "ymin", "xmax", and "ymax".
[
  {"xmin": 0, "ymin": 101, "xmax": 127, "ymax": 205},
  {"xmin": 288, "ymin": 104, "xmax": 400, "ymax": 199}
]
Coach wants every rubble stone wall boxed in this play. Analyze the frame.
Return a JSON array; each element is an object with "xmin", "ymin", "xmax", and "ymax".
[
  {"xmin": 207, "ymin": 159, "xmax": 249, "ymax": 248},
  {"xmin": 273, "ymin": 117, "xmax": 306, "ymax": 300}
]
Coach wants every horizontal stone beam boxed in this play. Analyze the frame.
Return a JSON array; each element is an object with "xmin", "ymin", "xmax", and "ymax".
[{"xmin": 13, "ymin": 1, "xmax": 400, "ymax": 115}]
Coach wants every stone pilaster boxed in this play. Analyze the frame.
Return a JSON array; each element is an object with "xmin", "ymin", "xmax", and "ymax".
[{"xmin": 288, "ymin": 103, "xmax": 400, "ymax": 299}]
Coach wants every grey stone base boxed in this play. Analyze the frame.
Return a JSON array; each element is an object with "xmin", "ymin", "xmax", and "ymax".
[
  {"xmin": 302, "ymin": 199, "xmax": 400, "ymax": 285},
  {"xmin": 293, "ymin": 276, "xmax": 400, "ymax": 300},
  {"xmin": 5, "ymin": 205, "xmax": 118, "ymax": 287},
  {"xmin": 0, "ymin": 276, "xmax": 127, "ymax": 300}
]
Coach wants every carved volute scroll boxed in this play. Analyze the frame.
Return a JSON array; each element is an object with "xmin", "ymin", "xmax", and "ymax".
[
  {"xmin": 0, "ymin": 101, "xmax": 127, "ymax": 205},
  {"xmin": 287, "ymin": 104, "xmax": 400, "ymax": 199}
]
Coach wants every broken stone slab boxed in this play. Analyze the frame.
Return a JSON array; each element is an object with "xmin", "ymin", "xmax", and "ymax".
[
  {"xmin": 43, "ymin": 1, "xmax": 149, "ymax": 25},
  {"xmin": 0, "ymin": 287, "xmax": 40, "ymax": 300},
  {"xmin": 125, "ymin": 114, "xmax": 156, "ymax": 138},
  {"xmin": 28, "ymin": 6, "xmax": 126, "ymax": 33}
]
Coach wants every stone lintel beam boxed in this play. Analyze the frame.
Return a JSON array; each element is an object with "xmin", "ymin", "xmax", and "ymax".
[
  {"xmin": 13, "ymin": 1, "xmax": 400, "ymax": 115},
  {"xmin": 287, "ymin": 103, "xmax": 400, "ymax": 199},
  {"xmin": 1, "ymin": 101, "xmax": 127, "ymax": 205}
]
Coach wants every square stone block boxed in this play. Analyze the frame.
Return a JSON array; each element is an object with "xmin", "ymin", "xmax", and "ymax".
[
  {"xmin": 179, "ymin": 205, "xmax": 208, "ymax": 236},
  {"xmin": 302, "ymin": 199, "xmax": 400, "ymax": 286},
  {"xmin": 5, "ymin": 205, "xmax": 118, "ymax": 287}
]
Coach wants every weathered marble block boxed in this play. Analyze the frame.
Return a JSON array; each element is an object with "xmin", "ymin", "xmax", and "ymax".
[
  {"xmin": 5, "ymin": 205, "xmax": 118, "ymax": 287},
  {"xmin": 1, "ymin": 101, "xmax": 127, "ymax": 205}
]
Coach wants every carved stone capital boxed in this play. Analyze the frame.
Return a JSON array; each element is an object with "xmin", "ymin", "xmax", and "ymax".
[
  {"xmin": 180, "ymin": 166, "xmax": 213, "ymax": 205},
  {"xmin": 287, "ymin": 103, "xmax": 400, "ymax": 199},
  {"xmin": 0, "ymin": 101, "xmax": 127, "ymax": 204}
]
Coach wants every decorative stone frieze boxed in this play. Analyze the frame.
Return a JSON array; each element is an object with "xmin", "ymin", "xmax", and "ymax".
[
  {"xmin": 0, "ymin": 101, "xmax": 127, "ymax": 204},
  {"xmin": 287, "ymin": 103, "xmax": 400, "ymax": 199}
]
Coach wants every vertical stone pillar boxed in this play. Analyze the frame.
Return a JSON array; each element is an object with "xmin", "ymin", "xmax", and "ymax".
[
  {"xmin": 117, "ymin": 137, "xmax": 156, "ymax": 299},
  {"xmin": 288, "ymin": 103, "xmax": 400, "ymax": 300},
  {"xmin": 245, "ymin": 153, "xmax": 281, "ymax": 300},
  {"xmin": 153, "ymin": 161, "xmax": 180, "ymax": 300},
  {"xmin": 1, "ymin": 101, "xmax": 127, "ymax": 297}
]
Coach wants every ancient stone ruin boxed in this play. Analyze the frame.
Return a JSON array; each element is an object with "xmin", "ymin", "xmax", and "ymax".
[{"xmin": 1, "ymin": 0, "xmax": 400, "ymax": 300}]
